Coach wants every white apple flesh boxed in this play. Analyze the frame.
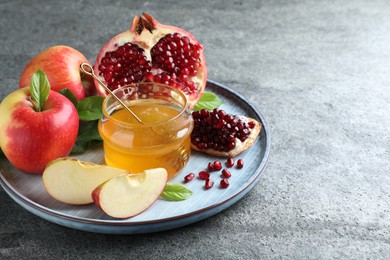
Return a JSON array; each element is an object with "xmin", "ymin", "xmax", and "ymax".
[
  {"xmin": 92, "ymin": 168, "xmax": 168, "ymax": 219},
  {"xmin": 42, "ymin": 158, "xmax": 128, "ymax": 205}
]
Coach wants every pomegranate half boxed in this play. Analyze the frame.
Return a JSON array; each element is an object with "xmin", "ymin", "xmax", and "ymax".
[{"xmin": 94, "ymin": 13, "xmax": 207, "ymax": 108}]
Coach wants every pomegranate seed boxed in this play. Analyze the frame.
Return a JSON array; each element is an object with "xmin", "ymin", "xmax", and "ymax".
[
  {"xmin": 213, "ymin": 160, "xmax": 222, "ymax": 171},
  {"xmin": 222, "ymin": 169, "xmax": 231, "ymax": 178},
  {"xmin": 205, "ymin": 179, "xmax": 214, "ymax": 189},
  {"xmin": 198, "ymin": 171, "xmax": 210, "ymax": 180},
  {"xmin": 207, "ymin": 162, "xmax": 215, "ymax": 171},
  {"xmin": 184, "ymin": 173, "xmax": 195, "ymax": 183},
  {"xmin": 237, "ymin": 159, "xmax": 244, "ymax": 169},
  {"xmin": 200, "ymin": 109, "xmax": 208, "ymax": 117},
  {"xmin": 220, "ymin": 178, "xmax": 229, "ymax": 189},
  {"xmin": 226, "ymin": 157, "xmax": 234, "ymax": 168}
]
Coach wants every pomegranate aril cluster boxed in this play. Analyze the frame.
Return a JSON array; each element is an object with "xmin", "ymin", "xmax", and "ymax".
[
  {"xmin": 98, "ymin": 43, "xmax": 151, "ymax": 90},
  {"xmin": 191, "ymin": 109, "xmax": 256, "ymax": 152},
  {"xmin": 151, "ymin": 33, "xmax": 202, "ymax": 78},
  {"xmin": 183, "ymin": 158, "xmax": 244, "ymax": 189},
  {"xmin": 98, "ymin": 33, "xmax": 202, "ymax": 95},
  {"xmin": 150, "ymin": 32, "xmax": 201, "ymax": 95}
]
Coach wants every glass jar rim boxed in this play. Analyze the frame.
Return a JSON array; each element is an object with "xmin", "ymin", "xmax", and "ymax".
[{"xmin": 102, "ymin": 83, "xmax": 190, "ymax": 128}]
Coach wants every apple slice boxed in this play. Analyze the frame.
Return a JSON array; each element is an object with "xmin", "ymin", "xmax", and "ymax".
[
  {"xmin": 42, "ymin": 158, "xmax": 127, "ymax": 205},
  {"xmin": 92, "ymin": 168, "xmax": 168, "ymax": 219}
]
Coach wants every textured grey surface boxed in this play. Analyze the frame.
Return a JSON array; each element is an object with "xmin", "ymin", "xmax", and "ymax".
[{"xmin": 0, "ymin": 0, "xmax": 389, "ymax": 259}]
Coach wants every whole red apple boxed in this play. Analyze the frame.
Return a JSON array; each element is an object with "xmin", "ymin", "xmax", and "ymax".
[
  {"xmin": 19, "ymin": 45, "xmax": 95, "ymax": 100},
  {"xmin": 0, "ymin": 87, "xmax": 79, "ymax": 174}
]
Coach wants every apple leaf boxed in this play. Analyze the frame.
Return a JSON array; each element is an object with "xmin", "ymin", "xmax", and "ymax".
[
  {"xmin": 160, "ymin": 183, "xmax": 193, "ymax": 201},
  {"xmin": 30, "ymin": 70, "xmax": 50, "ymax": 112},
  {"xmin": 71, "ymin": 121, "xmax": 102, "ymax": 154},
  {"xmin": 77, "ymin": 96, "xmax": 104, "ymax": 121},
  {"xmin": 193, "ymin": 91, "xmax": 223, "ymax": 111}
]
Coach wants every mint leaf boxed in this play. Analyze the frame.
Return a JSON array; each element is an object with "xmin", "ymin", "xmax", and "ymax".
[
  {"xmin": 30, "ymin": 70, "xmax": 50, "ymax": 112},
  {"xmin": 59, "ymin": 90, "xmax": 104, "ymax": 153},
  {"xmin": 193, "ymin": 91, "xmax": 223, "ymax": 111},
  {"xmin": 77, "ymin": 96, "xmax": 104, "ymax": 121},
  {"xmin": 160, "ymin": 183, "xmax": 193, "ymax": 201},
  {"xmin": 59, "ymin": 88, "xmax": 78, "ymax": 108},
  {"xmin": 71, "ymin": 121, "xmax": 102, "ymax": 154}
]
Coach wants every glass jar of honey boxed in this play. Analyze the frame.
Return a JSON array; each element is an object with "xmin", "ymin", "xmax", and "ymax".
[{"xmin": 98, "ymin": 82, "xmax": 194, "ymax": 179}]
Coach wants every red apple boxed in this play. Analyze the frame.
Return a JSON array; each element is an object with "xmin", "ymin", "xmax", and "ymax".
[
  {"xmin": 19, "ymin": 45, "xmax": 95, "ymax": 100},
  {"xmin": 0, "ymin": 87, "xmax": 79, "ymax": 174}
]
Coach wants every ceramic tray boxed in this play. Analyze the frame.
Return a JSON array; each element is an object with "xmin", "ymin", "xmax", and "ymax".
[{"xmin": 0, "ymin": 80, "xmax": 271, "ymax": 234}]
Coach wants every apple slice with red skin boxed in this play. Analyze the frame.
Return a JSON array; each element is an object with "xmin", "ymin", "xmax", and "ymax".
[
  {"xmin": 92, "ymin": 168, "xmax": 168, "ymax": 219},
  {"xmin": 19, "ymin": 45, "xmax": 95, "ymax": 100},
  {"xmin": 43, "ymin": 158, "xmax": 128, "ymax": 205}
]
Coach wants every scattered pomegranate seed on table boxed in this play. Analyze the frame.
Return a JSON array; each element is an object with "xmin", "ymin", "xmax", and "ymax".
[
  {"xmin": 237, "ymin": 159, "xmax": 244, "ymax": 169},
  {"xmin": 198, "ymin": 171, "xmax": 210, "ymax": 180},
  {"xmin": 207, "ymin": 162, "xmax": 215, "ymax": 171},
  {"xmin": 183, "ymin": 158, "xmax": 244, "ymax": 189},
  {"xmin": 222, "ymin": 169, "xmax": 231, "ymax": 178},
  {"xmin": 213, "ymin": 160, "xmax": 222, "ymax": 171},
  {"xmin": 205, "ymin": 179, "xmax": 214, "ymax": 189},
  {"xmin": 220, "ymin": 178, "xmax": 229, "ymax": 189},
  {"xmin": 184, "ymin": 173, "xmax": 195, "ymax": 183},
  {"xmin": 226, "ymin": 157, "xmax": 234, "ymax": 168}
]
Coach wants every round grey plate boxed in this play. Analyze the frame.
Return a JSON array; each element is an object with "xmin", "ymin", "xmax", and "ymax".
[{"xmin": 0, "ymin": 80, "xmax": 271, "ymax": 234}]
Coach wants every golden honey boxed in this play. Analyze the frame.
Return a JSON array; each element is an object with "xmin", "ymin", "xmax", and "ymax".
[{"xmin": 98, "ymin": 84, "xmax": 193, "ymax": 179}]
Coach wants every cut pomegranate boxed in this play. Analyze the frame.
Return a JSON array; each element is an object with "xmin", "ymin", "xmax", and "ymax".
[
  {"xmin": 184, "ymin": 173, "xmax": 195, "ymax": 183},
  {"xmin": 191, "ymin": 109, "xmax": 262, "ymax": 157},
  {"xmin": 226, "ymin": 157, "xmax": 234, "ymax": 168},
  {"xmin": 237, "ymin": 159, "xmax": 244, "ymax": 169},
  {"xmin": 220, "ymin": 178, "xmax": 229, "ymax": 189},
  {"xmin": 198, "ymin": 171, "xmax": 210, "ymax": 180},
  {"xmin": 94, "ymin": 13, "xmax": 207, "ymax": 108}
]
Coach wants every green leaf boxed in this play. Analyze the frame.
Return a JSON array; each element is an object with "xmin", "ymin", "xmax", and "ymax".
[
  {"xmin": 60, "ymin": 88, "xmax": 78, "ymax": 108},
  {"xmin": 193, "ymin": 91, "xmax": 223, "ymax": 111},
  {"xmin": 160, "ymin": 183, "xmax": 193, "ymax": 201},
  {"xmin": 71, "ymin": 121, "xmax": 102, "ymax": 154},
  {"xmin": 0, "ymin": 148, "xmax": 5, "ymax": 158},
  {"xmin": 30, "ymin": 70, "xmax": 50, "ymax": 112},
  {"xmin": 77, "ymin": 96, "xmax": 104, "ymax": 121}
]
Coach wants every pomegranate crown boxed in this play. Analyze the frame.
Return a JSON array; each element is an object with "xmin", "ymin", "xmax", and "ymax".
[{"xmin": 131, "ymin": 12, "xmax": 157, "ymax": 35}]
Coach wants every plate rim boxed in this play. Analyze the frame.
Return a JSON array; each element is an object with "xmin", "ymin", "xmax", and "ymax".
[{"xmin": 0, "ymin": 79, "xmax": 271, "ymax": 228}]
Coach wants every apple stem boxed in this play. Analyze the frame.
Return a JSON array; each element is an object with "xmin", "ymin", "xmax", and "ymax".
[{"xmin": 26, "ymin": 96, "xmax": 40, "ymax": 112}]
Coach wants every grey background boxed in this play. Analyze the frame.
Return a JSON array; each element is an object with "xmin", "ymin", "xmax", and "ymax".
[{"xmin": 0, "ymin": 0, "xmax": 389, "ymax": 259}]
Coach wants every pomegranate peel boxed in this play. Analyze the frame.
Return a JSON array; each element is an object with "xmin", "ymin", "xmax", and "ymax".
[{"xmin": 94, "ymin": 13, "xmax": 207, "ymax": 109}]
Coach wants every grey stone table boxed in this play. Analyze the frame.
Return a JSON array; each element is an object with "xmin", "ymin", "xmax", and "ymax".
[{"xmin": 0, "ymin": 0, "xmax": 389, "ymax": 259}]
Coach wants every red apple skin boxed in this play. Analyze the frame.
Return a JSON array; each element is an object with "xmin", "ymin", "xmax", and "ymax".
[
  {"xmin": 91, "ymin": 183, "xmax": 103, "ymax": 210},
  {"xmin": 92, "ymin": 171, "xmax": 168, "ymax": 219},
  {"xmin": 0, "ymin": 87, "xmax": 79, "ymax": 174},
  {"xmin": 19, "ymin": 45, "xmax": 95, "ymax": 100}
]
